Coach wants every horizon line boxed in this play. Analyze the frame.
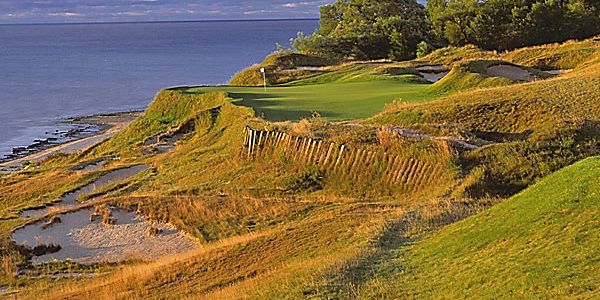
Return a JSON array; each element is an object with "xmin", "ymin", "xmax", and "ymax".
[{"xmin": 0, "ymin": 17, "xmax": 319, "ymax": 26}]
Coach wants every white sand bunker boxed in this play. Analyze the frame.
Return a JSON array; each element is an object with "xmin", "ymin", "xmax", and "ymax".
[
  {"xmin": 420, "ymin": 71, "xmax": 449, "ymax": 83},
  {"xmin": 416, "ymin": 65, "xmax": 449, "ymax": 83},
  {"xmin": 487, "ymin": 64, "xmax": 533, "ymax": 81},
  {"xmin": 12, "ymin": 207, "xmax": 197, "ymax": 265},
  {"xmin": 544, "ymin": 69, "xmax": 571, "ymax": 75}
]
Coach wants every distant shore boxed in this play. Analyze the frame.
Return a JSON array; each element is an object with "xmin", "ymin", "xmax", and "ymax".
[{"xmin": 0, "ymin": 111, "xmax": 142, "ymax": 173}]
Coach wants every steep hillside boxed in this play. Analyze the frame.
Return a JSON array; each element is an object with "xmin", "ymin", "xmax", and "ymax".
[
  {"xmin": 360, "ymin": 156, "xmax": 600, "ymax": 299},
  {"xmin": 371, "ymin": 58, "xmax": 600, "ymax": 197}
]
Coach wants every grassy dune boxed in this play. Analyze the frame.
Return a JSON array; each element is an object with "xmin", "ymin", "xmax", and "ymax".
[
  {"xmin": 361, "ymin": 156, "xmax": 600, "ymax": 299},
  {"xmin": 422, "ymin": 36, "xmax": 600, "ymax": 70}
]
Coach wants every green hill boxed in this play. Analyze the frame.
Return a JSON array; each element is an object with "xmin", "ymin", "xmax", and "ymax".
[{"xmin": 361, "ymin": 156, "xmax": 600, "ymax": 299}]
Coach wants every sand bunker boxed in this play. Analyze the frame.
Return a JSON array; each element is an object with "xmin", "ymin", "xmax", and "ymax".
[
  {"xmin": 416, "ymin": 65, "xmax": 449, "ymax": 83},
  {"xmin": 292, "ymin": 66, "xmax": 323, "ymax": 71},
  {"xmin": 143, "ymin": 119, "xmax": 196, "ymax": 155},
  {"xmin": 420, "ymin": 71, "xmax": 449, "ymax": 83},
  {"xmin": 416, "ymin": 65, "xmax": 447, "ymax": 73},
  {"xmin": 487, "ymin": 64, "xmax": 533, "ymax": 81},
  {"xmin": 13, "ymin": 207, "xmax": 197, "ymax": 265},
  {"xmin": 544, "ymin": 69, "xmax": 571, "ymax": 75},
  {"xmin": 78, "ymin": 160, "xmax": 106, "ymax": 172}
]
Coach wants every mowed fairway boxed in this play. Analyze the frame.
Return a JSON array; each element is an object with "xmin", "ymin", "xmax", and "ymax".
[{"xmin": 183, "ymin": 80, "xmax": 433, "ymax": 121}]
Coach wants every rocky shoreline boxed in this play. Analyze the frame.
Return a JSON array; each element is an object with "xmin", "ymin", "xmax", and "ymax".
[
  {"xmin": 3, "ymin": 123, "xmax": 103, "ymax": 162},
  {"xmin": 0, "ymin": 111, "xmax": 142, "ymax": 172}
]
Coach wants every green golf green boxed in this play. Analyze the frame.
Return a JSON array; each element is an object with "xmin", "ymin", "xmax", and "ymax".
[{"xmin": 184, "ymin": 80, "xmax": 434, "ymax": 121}]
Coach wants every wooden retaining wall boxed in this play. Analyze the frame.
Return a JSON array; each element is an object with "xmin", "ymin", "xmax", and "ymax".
[{"xmin": 243, "ymin": 126, "xmax": 447, "ymax": 192}]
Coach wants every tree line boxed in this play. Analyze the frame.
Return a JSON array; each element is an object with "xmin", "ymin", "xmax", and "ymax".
[{"xmin": 292, "ymin": 0, "xmax": 600, "ymax": 61}]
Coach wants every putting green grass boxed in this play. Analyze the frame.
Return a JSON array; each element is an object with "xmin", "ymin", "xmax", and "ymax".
[{"xmin": 182, "ymin": 80, "xmax": 434, "ymax": 121}]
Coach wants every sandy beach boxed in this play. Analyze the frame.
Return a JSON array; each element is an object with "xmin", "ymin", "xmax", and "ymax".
[{"xmin": 0, "ymin": 111, "xmax": 141, "ymax": 173}]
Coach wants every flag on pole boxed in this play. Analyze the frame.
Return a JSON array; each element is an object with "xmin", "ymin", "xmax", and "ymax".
[{"xmin": 260, "ymin": 68, "xmax": 267, "ymax": 92}]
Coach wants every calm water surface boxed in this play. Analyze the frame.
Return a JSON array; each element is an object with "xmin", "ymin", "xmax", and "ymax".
[{"xmin": 0, "ymin": 20, "xmax": 317, "ymax": 158}]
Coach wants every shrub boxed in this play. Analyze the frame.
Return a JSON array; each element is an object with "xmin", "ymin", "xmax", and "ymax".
[
  {"xmin": 285, "ymin": 167, "xmax": 324, "ymax": 193},
  {"xmin": 416, "ymin": 41, "xmax": 432, "ymax": 58}
]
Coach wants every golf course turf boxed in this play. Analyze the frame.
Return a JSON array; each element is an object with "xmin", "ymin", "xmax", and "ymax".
[{"xmin": 182, "ymin": 80, "xmax": 434, "ymax": 121}]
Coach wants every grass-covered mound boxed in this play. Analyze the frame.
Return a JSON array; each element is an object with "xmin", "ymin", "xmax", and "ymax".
[
  {"xmin": 504, "ymin": 35, "xmax": 600, "ymax": 70},
  {"xmin": 418, "ymin": 45, "xmax": 498, "ymax": 65},
  {"xmin": 94, "ymin": 91, "xmax": 231, "ymax": 156},
  {"xmin": 428, "ymin": 60, "xmax": 515, "ymax": 95},
  {"xmin": 362, "ymin": 156, "xmax": 600, "ymax": 299},
  {"xmin": 286, "ymin": 62, "xmax": 425, "ymax": 86},
  {"xmin": 372, "ymin": 59, "xmax": 600, "ymax": 139},
  {"xmin": 371, "ymin": 58, "xmax": 600, "ymax": 197},
  {"xmin": 420, "ymin": 37, "xmax": 600, "ymax": 70},
  {"xmin": 228, "ymin": 52, "xmax": 333, "ymax": 86}
]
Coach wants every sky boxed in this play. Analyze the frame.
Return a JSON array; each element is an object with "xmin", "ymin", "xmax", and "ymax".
[{"xmin": 0, "ymin": 0, "xmax": 333, "ymax": 24}]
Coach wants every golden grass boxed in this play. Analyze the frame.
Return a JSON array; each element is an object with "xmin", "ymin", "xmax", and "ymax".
[
  {"xmin": 2, "ymin": 37, "xmax": 599, "ymax": 299},
  {"xmin": 10, "ymin": 203, "xmax": 396, "ymax": 299}
]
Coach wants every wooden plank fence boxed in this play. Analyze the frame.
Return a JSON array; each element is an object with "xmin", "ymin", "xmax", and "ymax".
[{"xmin": 243, "ymin": 126, "xmax": 446, "ymax": 192}]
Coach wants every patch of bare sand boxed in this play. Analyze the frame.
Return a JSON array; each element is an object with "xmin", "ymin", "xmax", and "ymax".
[
  {"xmin": 13, "ymin": 207, "xmax": 197, "ymax": 265},
  {"xmin": 416, "ymin": 65, "xmax": 450, "ymax": 83},
  {"xmin": 487, "ymin": 64, "xmax": 533, "ymax": 81},
  {"xmin": 70, "ymin": 216, "xmax": 196, "ymax": 264},
  {"xmin": 419, "ymin": 71, "xmax": 449, "ymax": 83}
]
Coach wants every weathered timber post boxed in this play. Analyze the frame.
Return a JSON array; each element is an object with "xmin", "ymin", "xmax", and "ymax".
[
  {"xmin": 349, "ymin": 149, "xmax": 365, "ymax": 176},
  {"xmin": 257, "ymin": 131, "xmax": 264, "ymax": 152},
  {"xmin": 405, "ymin": 160, "xmax": 422, "ymax": 186},
  {"xmin": 247, "ymin": 129, "xmax": 255, "ymax": 157},
  {"xmin": 412, "ymin": 162, "xmax": 429, "ymax": 191},
  {"xmin": 313, "ymin": 140, "xmax": 323, "ymax": 164},
  {"xmin": 387, "ymin": 155, "xmax": 400, "ymax": 184},
  {"xmin": 306, "ymin": 140, "xmax": 317, "ymax": 163},
  {"xmin": 295, "ymin": 137, "xmax": 307, "ymax": 160},
  {"xmin": 322, "ymin": 143, "xmax": 335, "ymax": 166},
  {"xmin": 397, "ymin": 158, "xmax": 413, "ymax": 184},
  {"xmin": 333, "ymin": 145, "xmax": 346, "ymax": 171}
]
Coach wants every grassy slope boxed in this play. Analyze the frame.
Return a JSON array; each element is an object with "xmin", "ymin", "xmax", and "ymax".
[
  {"xmin": 427, "ymin": 61, "xmax": 515, "ymax": 95},
  {"xmin": 2, "ymin": 37, "xmax": 600, "ymax": 298},
  {"xmin": 422, "ymin": 37, "xmax": 600, "ymax": 70},
  {"xmin": 371, "ymin": 61, "xmax": 600, "ymax": 137},
  {"xmin": 504, "ymin": 36, "xmax": 600, "ymax": 70},
  {"xmin": 363, "ymin": 156, "xmax": 600, "ymax": 299},
  {"xmin": 370, "ymin": 59, "xmax": 600, "ymax": 196}
]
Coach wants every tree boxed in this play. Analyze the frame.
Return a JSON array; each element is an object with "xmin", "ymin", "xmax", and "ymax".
[
  {"xmin": 293, "ymin": 0, "xmax": 431, "ymax": 61},
  {"xmin": 427, "ymin": 0, "xmax": 600, "ymax": 50}
]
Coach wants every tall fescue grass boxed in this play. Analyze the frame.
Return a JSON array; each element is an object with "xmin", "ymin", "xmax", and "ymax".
[{"xmin": 2, "ymin": 36, "xmax": 599, "ymax": 298}]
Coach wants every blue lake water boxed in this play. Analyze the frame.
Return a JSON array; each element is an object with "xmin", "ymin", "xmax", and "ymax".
[{"xmin": 0, "ymin": 19, "xmax": 318, "ymax": 159}]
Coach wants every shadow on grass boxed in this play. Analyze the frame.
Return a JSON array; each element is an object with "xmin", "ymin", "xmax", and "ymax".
[
  {"xmin": 307, "ymin": 217, "xmax": 414, "ymax": 298},
  {"xmin": 471, "ymin": 130, "xmax": 533, "ymax": 142}
]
